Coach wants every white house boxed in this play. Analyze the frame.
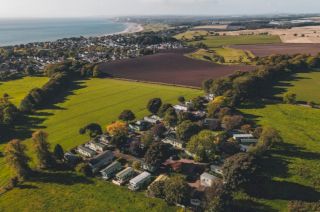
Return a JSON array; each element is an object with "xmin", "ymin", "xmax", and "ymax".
[
  {"xmin": 100, "ymin": 161, "xmax": 122, "ymax": 180},
  {"xmin": 128, "ymin": 171, "xmax": 151, "ymax": 191},
  {"xmin": 144, "ymin": 115, "xmax": 162, "ymax": 124},
  {"xmin": 232, "ymin": 134, "xmax": 254, "ymax": 141},
  {"xmin": 173, "ymin": 104, "xmax": 188, "ymax": 112},
  {"xmin": 77, "ymin": 146, "xmax": 97, "ymax": 158},
  {"xmin": 200, "ymin": 172, "xmax": 217, "ymax": 187},
  {"xmin": 112, "ymin": 167, "xmax": 135, "ymax": 185},
  {"xmin": 240, "ymin": 138, "xmax": 259, "ymax": 144},
  {"xmin": 162, "ymin": 136, "xmax": 184, "ymax": 149},
  {"xmin": 86, "ymin": 142, "xmax": 107, "ymax": 153}
]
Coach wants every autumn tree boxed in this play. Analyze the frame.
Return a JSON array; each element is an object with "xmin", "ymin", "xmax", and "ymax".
[
  {"xmin": 106, "ymin": 121, "xmax": 128, "ymax": 136},
  {"xmin": 4, "ymin": 139, "xmax": 32, "ymax": 180},
  {"xmin": 32, "ymin": 130, "xmax": 55, "ymax": 169},
  {"xmin": 147, "ymin": 98, "xmax": 162, "ymax": 114},
  {"xmin": 118, "ymin": 110, "xmax": 135, "ymax": 122}
]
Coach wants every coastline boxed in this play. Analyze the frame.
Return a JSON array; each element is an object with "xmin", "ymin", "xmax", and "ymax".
[{"xmin": 116, "ymin": 22, "xmax": 144, "ymax": 35}]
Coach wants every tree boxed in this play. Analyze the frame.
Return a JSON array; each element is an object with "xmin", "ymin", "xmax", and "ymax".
[
  {"xmin": 176, "ymin": 120, "xmax": 201, "ymax": 141},
  {"xmin": 158, "ymin": 103, "xmax": 173, "ymax": 117},
  {"xmin": 92, "ymin": 65, "xmax": 102, "ymax": 78},
  {"xmin": 207, "ymin": 96, "xmax": 228, "ymax": 117},
  {"xmin": 106, "ymin": 121, "xmax": 128, "ymax": 136},
  {"xmin": 79, "ymin": 123, "xmax": 103, "ymax": 138},
  {"xmin": 222, "ymin": 153, "xmax": 257, "ymax": 190},
  {"xmin": 186, "ymin": 130, "xmax": 217, "ymax": 162},
  {"xmin": 75, "ymin": 163, "xmax": 92, "ymax": 177},
  {"xmin": 53, "ymin": 144, "xmax": 64, "ymax": 161},
  {"xmin": 132, "ymin": 161, "xmax": 141, "ymax": 170},
  {"xmin": 250, "ymin": 127, "xmax": 282, "ymax": 155},
  {"xmin": 148, "ymin": 180, "xmax": 166, "ymax": 198},
  {"xmin": 152, "ymin": 123, "xmax": 167, "ymax": 139},
  {"xmin": 178, "ymin": 96, "xmax": 185, "ymax": 104},
  {"xmin": 164, "ymin": 176, "xmax": 190, "ymax": 205},
  {"xmin": 163, "ymin": 107, "xmax": 178, "ymax": 127},
  {"xmin": 32, "ymin": 130, "xmax": 55, "ymax": 169},
  {"xmin": 141, "ymin": 131, "xmax": 154, "ymax": 148},
  {"xmin": 283, "ymin": 92, "xmax": 297, "ymax": 104},
  {"xmin": 111, "ymin": 134, "xmax": 128, "ymax": 150},
  {"xmin": 4, "ymin": 139, "xmax": 31, "ymax": 180},
  {"xmin": 221, "ymin": 115, "xmax": 243, "ymax": 131},
  {"xmin": 144, "ymin": 142, "xmax": 171, "ymax": 168},
  {"xmin": 204, "ymin": 180, "xmax": 232, "ymax": 212},
  {"xmin": 118, "ymin": 110, "xmax": 135, "ymax": 122},
  {"xmin": 147, "ymin": 98, "xmax": 162, "ymax": 114}
]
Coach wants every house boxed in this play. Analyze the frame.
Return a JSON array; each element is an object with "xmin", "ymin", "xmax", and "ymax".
[
  {"xmin": 200, "ymin": 172, "xmax": 217, "ymax": 187},
  {"xmin": 144, "ymin": 115, "xmax": 162, "ymax": 124},
  {"xmin": 88, "ymin": 150, "xmax": 114, "ymax": 173},
  {"xmin": 86, "ymin": 142, "xmax": 108, "ymax": 153},
  {"xmin": 129, "ymin": 120, "xmax": 151, "ymax": 132},
  {"xmin": 128, "ymin": 171, "xmax": 151, "ymax": 191},
  {"xmin": 112, "ymin": 167, "xmax": 135, "ymax": 185},
  {"xmin": 64, "ymin": 152, "xmax": 81, "ymax": 165},
  {"xmin": 240, "ymin": 138, "xmax": 259, "ymax": 144},
  {"xmin": 204, "ymin": 93, "xmax": 215, "ymax": 101},
  {"xmin": 100, "ymin": 161, "xmax": 122, "ymax": 180},
  {"xmin": 232, "ymin": 134, "xmax": 254, "ymax": 141},
  {"xmin": 162, "ymin": 137, "xmax": 184, "ymax": 149},
  {"xmin": 173, "ymin": 104, "xmax": 188, "ymax": 112},
  {"xmin": 96, "ymin": 134, "xmax": 112, "ymax": 145},
  {"xmin": 142, "ymin": 163, "xmax": 157, "ymax": 173},
  {"xmin": 77, "ymin": 146, "xmax": 97, "ymax": 158},
  {"xmin": 210, "ymin": 164, "xmax": 223, "ymax": 175},
  {"xmin": 203, "ymin": 118, "xmax": 220, "ymax": 130}
]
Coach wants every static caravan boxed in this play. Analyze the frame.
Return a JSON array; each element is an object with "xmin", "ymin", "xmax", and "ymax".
[
  {"xmin": 89, "ymin": 150, "xmax": 114, "ymax": 173},
  {"xmin": 77, "ymin": 146, "xmax": 97, "ymax": 158},
  {"xmin": 232, "ymin": 134, "xmax": 254, "ymax": 141},
  {"xmin": 100, "ymin": 161, "xmax": 122, "ymax": 180},
  {"xmin": 112, "ymin": 167, "xmax": 135, "ymax": 185},
  {"xmin": 128, "ymin": 171, "xmax": 151, "ymax": 191}
]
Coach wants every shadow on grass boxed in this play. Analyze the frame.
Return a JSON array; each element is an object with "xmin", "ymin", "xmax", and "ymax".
[
  {"xmin": 30, "ymin": 171, "xmax": 93, "ymax": 186},
  {"xmin": 233, "ymin": 199, "xmax": 278, "ymax": 212}
]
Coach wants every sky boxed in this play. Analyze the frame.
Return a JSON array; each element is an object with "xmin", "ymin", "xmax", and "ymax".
[{"xmin": 0, "ymin": 0, "xmax": 319, "ymax": 18}]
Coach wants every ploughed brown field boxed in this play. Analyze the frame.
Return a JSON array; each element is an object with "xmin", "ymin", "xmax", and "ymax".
[
  {"xmin": 232, "ymin": 43, "xmax": 320, "ymax": 57},
  {"xmin": 99, "ymin": 49, "xmax": 255, "ymax": 87}
]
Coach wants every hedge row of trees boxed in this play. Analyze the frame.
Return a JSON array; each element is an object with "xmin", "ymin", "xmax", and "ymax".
[
  {"xmin": 0, "ymin": 96, "xmax": 21, "ymax": 140},
  {"xmin": 203, "ymin": 53, "xmax": 320, "ymax": 106}
]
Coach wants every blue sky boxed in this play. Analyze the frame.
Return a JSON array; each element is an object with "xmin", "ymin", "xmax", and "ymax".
[{"xmin": 0, "ymin": 0, "xmax": 319, "ymax": 17}]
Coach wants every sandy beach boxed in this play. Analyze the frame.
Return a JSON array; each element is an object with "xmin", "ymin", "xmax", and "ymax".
[{"xmin": 120, "ymin": 22, "xmax": 144, "ymax": 34}]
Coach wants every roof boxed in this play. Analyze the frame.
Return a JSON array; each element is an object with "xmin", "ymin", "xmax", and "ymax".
[
  {"xmin": 201, "ymin": 172, "xmax": 216, "ymax": 180},
  {"xmin": 89, "ymin": 150, "xmax": 113, "ymax": 165},
  {"xmin": 130, "ymin": 172, "xmax": 151, "ymax": 184},
  {"xmin": 116, "ymin": 167, "xmax": 134, "ymax": 178},
  {"xmin": 100, "ymin": 161, "xmax": 121, "ymax": 173},
  {"xmin": 233, "ymin": 134, "xmax": 254, "ymax": 138},
  {"xmin": 78, "ymin": 146, "xmax": 96, "ymax": 155}
]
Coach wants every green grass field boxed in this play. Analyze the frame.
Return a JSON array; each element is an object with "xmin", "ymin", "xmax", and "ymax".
[
  {"xmin": 239, "ymin": 103, "xmax": 320, "ymax": 211},
  {"xmin": 274, "ymin": 71, "xmax": 320, "ymax": 104},
  {"xmin": 190, "ymin": 35, "xmax": 281, "ymax": 48},
  {"xmin": 0, "ymin": 78, "xmax": 201, "ymax": 210},
  {"xmin": 0, "ymin": 76, "xmax": 49, "ymax": 105},
  {"xmin": 174, "ymin": 30, "xmax": 209, "ymax": 40}
]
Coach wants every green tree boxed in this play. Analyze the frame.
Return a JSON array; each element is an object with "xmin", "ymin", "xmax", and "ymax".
[
  {"xmin": 283, "ymin": 92, "xmax": 297, "ymax": 104},
  {"xmin": 4, "ymin": 139, "xmax": 32, "ymax": 180},
  {"xmin": 141, "ymin": 131, "xmax": 154, "ymax": 147},
  {"xmin": 144, "ymin": 142, "xmax": 171, "ymax": 168},
  {"xmin": 119, "ymin": 110, "xmax": 136, "ymax": 122},
  {"xmin": 164, "ymin": 176, "xmax": 190, "ymax": 205},
  {"xmin": 148, "ymin": 180, "xmax": 166, "ymax": 198},
  {"xmin": 147, "ymin": 98, "xmax": 162, "ymax": 114},
  {"xmin": 176, "ymin": 120, "xmax": 201, "ymax": 141},
  {"xmin": 163, "ymin": 107, "xmax": 178, "ymax": 127},
  {"xmin": 158, "ymin": 103, "xmax": 173, "ymax": 117},
  {"xmin": 79, "ymin": 123, "xmax": 103, "ymax": 138},
  {"xmin": 32, "ymin": 130, "xmax": 55, "ymax": 169},
  {"xmin": 178, "ymin": 96, "xmax": 185, "ymax": 104},
  {"xmin": 75, "ymin": 163, "xmax": 92, "ymax": 177},
  {"xmin": 53, "ymin": 144, "xmax": 64, "ymax": 161}
]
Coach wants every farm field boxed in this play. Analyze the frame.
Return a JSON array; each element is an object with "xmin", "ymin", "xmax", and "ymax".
[
  {"xmin": 179, "ymin": 34, "xmax": 281, "ymax": 48},
  {"xmin": 99, "ymin": 49, "xmax": 255, "ymax": 87},
  {"xmin": 0, "ymin": 78, "xmax": 202, "ymax": 186},
  {"xmin": 0, "ymin": 76, "xmax": 49, "ymax": 105},
  {"xmin": 274, "ymin": 71, "xmax": 320, "ymax": 104},
  {"xmin": 239, "ymin": 103, "xmax": 320, "ymax": 211},
  {"xmin": 174, "ymin": 30, "xmax": 210, "ymax": 40},
  {"xmin": 232, "ymin": 43, "xmax": 320, "ymax": 57}
]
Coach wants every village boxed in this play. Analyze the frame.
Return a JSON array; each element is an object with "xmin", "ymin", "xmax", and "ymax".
[{"xmin": 62, "ymin": 92, "xmax": 260, "ymax": 209}]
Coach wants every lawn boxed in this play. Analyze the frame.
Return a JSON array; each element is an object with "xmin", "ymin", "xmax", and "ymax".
[
  {"xmin": 0, "ymin": 171, "xmax": 177, "ymax": 212},
  {"xmin": 238, "ymin": 102, "xmax": 320, "ymax": 211},
  {"xmin": 0, "ymin": 76, "xmax": 49, "ymax": 105},
  {"xmin": 189, "ymin": 35, "xmax": 281, "ymax": 48},
  {"xmin": 274, "ymin": 71, "xmax": 320, "ymax": 104}
]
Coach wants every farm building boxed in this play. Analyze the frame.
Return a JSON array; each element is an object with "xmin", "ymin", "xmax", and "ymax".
[
  {"xmin": 128, "ymin": 171, "xmax": 152, "ymax": 191},
  {"xmin": 77, "ymin": 146, "xmax": 97, "ymax": 158},
  {"xmin": 89, "ymin": 150, "xmax": 114, "ymax": 173},
  {"xmin": 200, "ymin": 172, "xmax": 217, "ymax": 187},
  {"xmin": 113, "ymin": 167, "xmax": 135, "ymax": 185},
  {"xmin": 100, "ymin": 161, "xmax": 122, "ymax": 180}
]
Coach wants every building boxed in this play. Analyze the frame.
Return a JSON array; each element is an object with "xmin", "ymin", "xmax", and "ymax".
[
  {"xmin": 96, "ymin": 134, "xmax": 112, "ymax": 145},
  {"xmin": 86, "ymin": 142, "xmax": 108, "ymax": 153},
  {"xmin": 64, "ymin": 152, "xmax": 81, "ymax": 165},
  {"xmin": 200, "ymin": 172, "xmax": 217, "ymax": 187},
  {"xmin": 240, "ymin": 144, "xmax": 251, "ymax": 152},
  {"xmin": 128, "ymin": 171, "xmax": 151, "ymax": 191},
  {"xmin": 204, "ymin": 93, "xmax": 215, "ymax": 101},
  {"xmin": 162, "ymin": 137, "xmax": 184, "ymax": 149},
  {"xmin": 129, "ymin": 120, "xmax": 151, "ymax": 132},
  {"xmin": 100, "ymin": 161, "xmax": 122, "ymax": 180},
  {"xmin": 173, "ymin": 104, "xmax": 188, "ymax": 112},
  {"xmin": 240, "ymin": 138, "xmax": 259, "ymax": 144},
  {"xmin": 112, "ymin": 167, "xmax": 135, "ymax": 185},
  {"xmin": 88, "ymin": 150, "xmax": 114, "ymax": 173},
  {"xmin": 203, "ymin": 118, "xmax": 220, "ymax": 130},
  {"xmin": 77, "ymin": 146, "xmax": 97, "ymax": 158},
  {"xmin": 143, "ymin": 115, "xmax": 162, "ymax": 124},
  {"xmin": 210, "ymin": 164, "xmax": 223, "ymax": 175},
  {"xmin": 232, "ymin": 134, "xmax": 254, "ymax": 141}
]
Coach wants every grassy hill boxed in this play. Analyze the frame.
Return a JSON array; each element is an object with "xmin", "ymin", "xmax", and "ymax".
[
  {"xmin": 0, "ymin": 78, "xmax": 201, "ymax": 211},
  {"xmin": 0, "ymin": 76, "xmax": 49, "ymax": 105}
]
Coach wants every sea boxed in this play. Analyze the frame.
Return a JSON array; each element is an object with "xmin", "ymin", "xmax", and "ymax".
[{"xmin": 0, "ymin": 18, "xmax": 127, "ymax": 47}]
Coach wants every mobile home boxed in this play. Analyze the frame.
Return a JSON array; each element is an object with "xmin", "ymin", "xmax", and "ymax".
[
  {"xmin": 128, "ymin": 171, "xmax": 151, "ymax": 191},
  {"xmin": 100, "ymin": 161, "xmax": 122, "ymax": 180},
  {"xmin": 112, "ymin": 167, "xmax": 135, "ymax": 185}
]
